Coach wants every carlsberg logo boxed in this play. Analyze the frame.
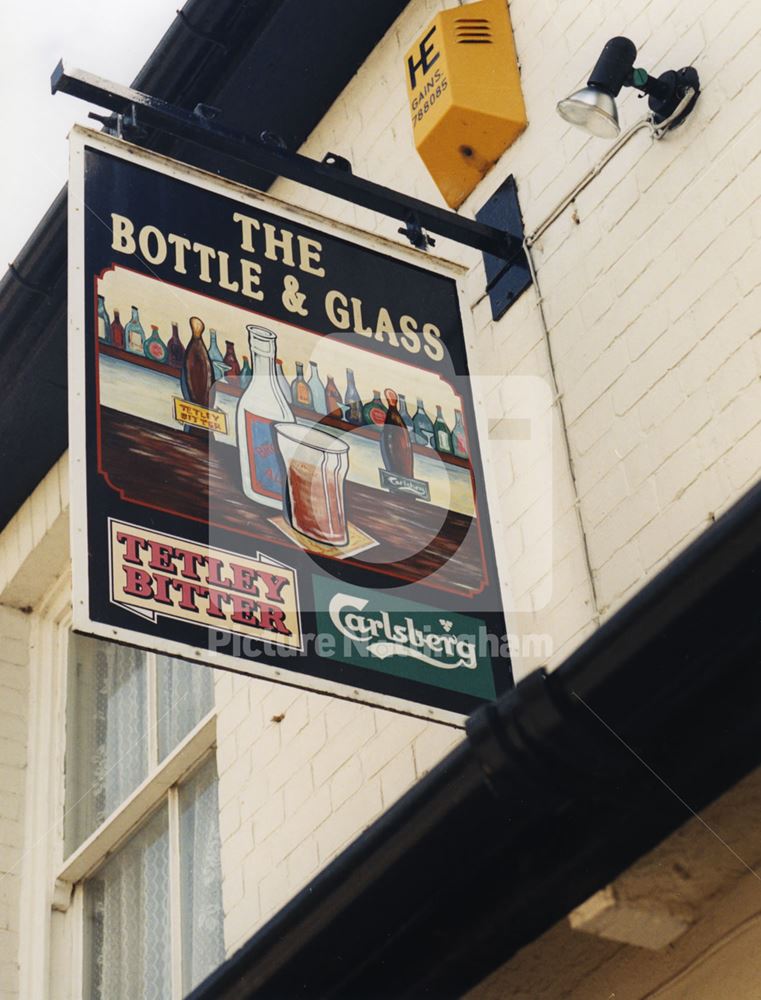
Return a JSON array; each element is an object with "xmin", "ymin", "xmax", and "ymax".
[{"xmin": 328, "ymin": 593, "xmax": 477, "ymax": 671}]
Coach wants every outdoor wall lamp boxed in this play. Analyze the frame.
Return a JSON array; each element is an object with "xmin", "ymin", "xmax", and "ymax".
[{"xmin": 557, "ymin": 36, "xmax": 700, "ymax": 138}]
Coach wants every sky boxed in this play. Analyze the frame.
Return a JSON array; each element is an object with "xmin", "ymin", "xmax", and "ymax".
[{"xmin": 0, "ymin": 0, "xmax": 180, "ymax": 266}]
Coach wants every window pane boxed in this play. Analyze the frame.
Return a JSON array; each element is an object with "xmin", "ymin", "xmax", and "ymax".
[
  {"xmin": 65, "ymin": 633, "xmax": 148, "ymax": 855},
  {"xmin": 179, "ymin": 755, "xmax": 225, "ymax": 993},
  {"xmin": 84, "ymin": 805, "xmax": 171, "ymax": 1000},
  {"xmin": 156, "ymin": 655, "xmax": 214, "ymax": 761}
]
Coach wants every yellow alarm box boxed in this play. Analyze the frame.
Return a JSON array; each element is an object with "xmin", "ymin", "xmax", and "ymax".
[{"xmin": 405, "ymin": 0, "xmax": 527, "ymax": 208}]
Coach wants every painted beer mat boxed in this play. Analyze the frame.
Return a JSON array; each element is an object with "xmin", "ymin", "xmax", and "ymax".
[{"xmin": 69, "ymin": 127, "xmax": 513, "ymax": 723}]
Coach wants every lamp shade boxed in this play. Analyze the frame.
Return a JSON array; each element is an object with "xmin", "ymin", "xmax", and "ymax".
[{"xmin": 556, "ymin": 86, "xmax": 620, "ymax": 138}]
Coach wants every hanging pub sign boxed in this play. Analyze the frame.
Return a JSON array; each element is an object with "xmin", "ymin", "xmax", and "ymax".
[{"xmin": 68, "ymin": 126, "xmax": 513, "ymax": 724}]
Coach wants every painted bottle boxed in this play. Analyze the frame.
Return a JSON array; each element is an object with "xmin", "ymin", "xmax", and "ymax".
[
  {"xmin": 110, "ymin": 310, "xmax": 124, "ymax": 350},
  {"xmin": 208, "ymin": 329, "xmax": 226, "ymax": 381},
  {"xmin": 223, "ymin": 340, "xmax": 241, "ymax": 376},
  {"xmin": 240, "ymin": 355, "xmax": 253, "ymax": 390},
  {"xmin": 167, "ymin": 322, "xmax": 185, "ymax": 367},
  {"xmin": 291, "ymin": 362, "xmax": 313, "ymax": 408},
  {"xmin": 344, "ymin": 368, "xmax": 363, "ymax": 425},
  {"xmin": 433, "ymin": 406, "xmax": 453, "ymax": 454},
  {"xmin": 412, "ymin": 398, "xmax": 435, "ymax": 448},
  {"xmin": 452, "ymin": 409, "xmax": 468, "ymax": 459},
  {"xmin": 308, "ymin": 361, "xmax": 327, "ymax": 414},
  {"xmin": 124, "ymin": 306, "xmax": 146, "ymax": 355},
  {"xmin": 97, "ymin": 295, "xmax": 111, "ymax": 343},
  {"xmin": 381, "ymin": 389, "xmax": 414, "ymax": 479},
  {"xmin": 180, "ymin": 316, "xmax": 213, "ymax": 407},
  {"xmin": 397, "ymin": 393, "xmax": 414, "ymax": 438},
  {"xmin": 236, "ymin": 325, "xmax": 294, "ymax": 507},
  {"xmin": 144, "ymin": 325, "xmax": 169, "ymax": 363},
  {"xmin": 362, "ymin": 390, "xmax": 388, "ymax": 427},
  {"xmin": 325, "ymin": 376, "xmax": 343, "ymax": 417},
  {"xmin": 276, "ymin": 359, "xmax": 291, "ymax": 402}
]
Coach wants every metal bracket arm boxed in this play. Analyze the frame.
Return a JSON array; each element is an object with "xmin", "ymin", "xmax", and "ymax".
[{"xmin": 51, "ymin": 61, "xmax": 522, "ymax": 264}]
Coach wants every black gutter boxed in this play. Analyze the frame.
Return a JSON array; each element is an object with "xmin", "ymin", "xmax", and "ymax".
[{"xmin": 189, "ymin": 477, "xmax": 761, "ymax": 999}]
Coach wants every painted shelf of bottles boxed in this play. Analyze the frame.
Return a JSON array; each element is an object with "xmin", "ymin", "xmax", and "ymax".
[
  {"xmin": 96, "ymin": 327, "xmax": 472, "ymax": 473},
  {"xmin": 209, "ymin": 380, "xmax": 471, "ymax": 471},
  {"xmin": 98, "ymin": 338, "xmax": 471, "ymax": 472},
  {"xmin": 99, "ymin": 341, "xmax": 182, "ymax": 378}
]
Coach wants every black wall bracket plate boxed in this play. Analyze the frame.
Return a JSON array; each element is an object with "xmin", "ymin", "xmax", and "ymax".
[{"xmin": 476, "ymin": 176, "xmax": 532, "ymax": 321}]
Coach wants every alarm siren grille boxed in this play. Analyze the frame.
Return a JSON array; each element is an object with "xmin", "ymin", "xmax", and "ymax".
[{"xmin": 454, "ymin": 16, "xmax": 493, "ymax": 43}]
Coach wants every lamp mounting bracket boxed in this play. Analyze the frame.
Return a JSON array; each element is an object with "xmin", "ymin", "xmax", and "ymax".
[{"xmin": 641, "ymin": 66, "xmax": 700, "ymax": 128}]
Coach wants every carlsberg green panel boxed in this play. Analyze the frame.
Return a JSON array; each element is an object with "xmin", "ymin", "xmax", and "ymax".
[{"xmin": 314, "ymin": 576, "xmax": 497, "ymax": 700}]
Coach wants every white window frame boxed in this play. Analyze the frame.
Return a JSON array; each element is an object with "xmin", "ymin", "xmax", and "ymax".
[
  {"xmin": 19, "ymin": 571, "xmax": 219, "ymax": 1000},
  {"xmin": 70, "ymin": 741, "xmax": 218, "ymax": 1000}
]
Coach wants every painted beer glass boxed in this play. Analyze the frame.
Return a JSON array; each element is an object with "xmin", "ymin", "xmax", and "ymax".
[{"xmin": 273, "ymin": 423, "xmax": 350, "ymax": 546}]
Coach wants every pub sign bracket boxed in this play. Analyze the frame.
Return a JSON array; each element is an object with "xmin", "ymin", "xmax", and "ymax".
[
  {"xmin": 476, "ymin": 175, "xmax": 532, "ymax": 321},
  {"xmin": 51, "ymin": 62, "xmax": 530, "ymax": 303}
]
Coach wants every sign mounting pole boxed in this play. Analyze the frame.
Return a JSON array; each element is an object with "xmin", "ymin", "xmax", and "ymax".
[{"xmin": 51, "ymin": 61, "xmax": 528, "ymax": 273}]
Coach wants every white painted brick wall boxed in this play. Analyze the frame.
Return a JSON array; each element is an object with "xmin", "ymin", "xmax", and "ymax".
[
  {"xmin": 215, "ymin": 668, "xmax": 459, "ymax": 954},
  {"xmin": 0, "ymin": 457, "xmax": 69, "ymax": 611},
  {"xmin": 0, "ymin": 456, "xmax": 70, "ymax": 999},
  {"xmin": 460, "ymin": 0, "xmax": 761, "ymax": 618},
  {"xmin": 213, "ymin": 0, "xmax": 761, "ymax": 952},
  {"xmin": 0, "ymin": 607, "xmax": 29, "ymax": 1000}
]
